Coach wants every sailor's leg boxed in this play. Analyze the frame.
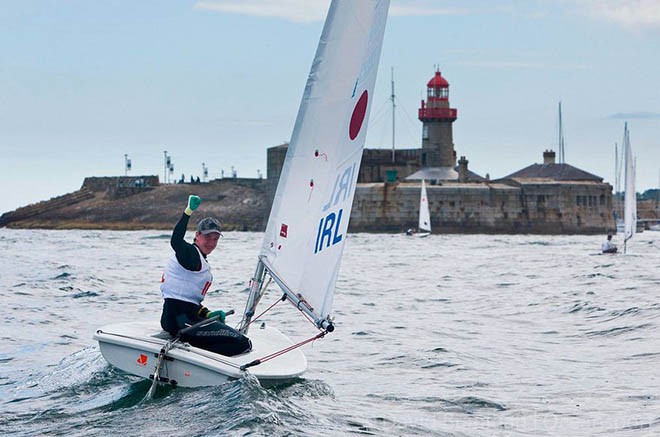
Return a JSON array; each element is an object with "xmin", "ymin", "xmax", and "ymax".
[{"xmin": 181, "ymin": 321, "xmax": 252, "ymax": 356}]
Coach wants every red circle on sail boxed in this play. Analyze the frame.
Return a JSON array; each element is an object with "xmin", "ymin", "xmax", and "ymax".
[{"xmin": 349, "ymin": 90, "xmax": 368, "ymax": 140}]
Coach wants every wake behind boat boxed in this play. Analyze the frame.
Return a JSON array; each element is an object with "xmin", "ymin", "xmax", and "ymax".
[{"xmin": 94, "ymin": 0, "xmax": 390, "ymax": 387}]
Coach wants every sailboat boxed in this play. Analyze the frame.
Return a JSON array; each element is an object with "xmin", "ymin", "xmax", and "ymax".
[
  {"xmin": 94, "ymin": 0, "xmax": 390, "ymax": 387},
  {"xmin": 622, "ymin": 122, "xmax": 636, "ymax": 253},
  {"xmin": 417, "ymin": 179, "xmax": 431, "ymax": 237},
  {"xmin": 405, "ymin": 179, "xmax": 430, "ymax": 237}
]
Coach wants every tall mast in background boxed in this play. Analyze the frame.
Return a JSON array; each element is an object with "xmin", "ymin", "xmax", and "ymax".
[
  {"xmin": 557, "ymin": 101, "xmax": 566, "ymax": 164},
  {"xmin": 391, "ymin": 67, "xmax": 396, "ymax": 163}
]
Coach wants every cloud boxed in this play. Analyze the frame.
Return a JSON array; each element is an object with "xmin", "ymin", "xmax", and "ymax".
[
  {"xmin": 390, "ymin": 3, "xmax": 476, "ymax": 17},
  {"xmin": 568, "ymin": 0, "xmax": 660, "ymax": 30},
  {"xmin": 608, "ymin": 112, "xmax": 660, "ymax": 120},
  {"xmin": 456, "ymin": 60, "xmax": 589, "ymax": 70},
  {"xmin": 194, "ymin": 0, "xmax": 484, "ymax": 23},
  {"xmin": 194, "ymin": 0, "xmax": 329, "ymax": 24},
  {"xmin": 193, "ymin": 0, "xmax": 660, "ymax": 30},
  {"xmin": 214, "ymin": 117, "xmax": 285, "ymax": 127}
]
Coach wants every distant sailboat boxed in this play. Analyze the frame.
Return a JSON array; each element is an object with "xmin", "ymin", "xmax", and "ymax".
[
  {"xmin": 417, "ymin": 179, "xmax": 431, "ymax": 237},
  {"xmin": 406, "ymin": 179, "xmax": 431, "ymax": 237},
  {"xmin": 94, "ymin": 0, "xmax": 390, "ymax": 387},
  {"xmin": 623, "ymin": 122, "xmax": 636, "ymax": 253}
]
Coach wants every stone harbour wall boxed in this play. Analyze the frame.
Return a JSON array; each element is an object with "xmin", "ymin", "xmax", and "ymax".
[
  {"xmin": 349, "ymin": 181, "xmax": 616, "ymax": 234},
  {"xmin": 2, "ymin": 176, "xmax": 617, "ymax": 234}
]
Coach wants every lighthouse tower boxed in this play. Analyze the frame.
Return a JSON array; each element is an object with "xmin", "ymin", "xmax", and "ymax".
[{"xmin": 413, "ymin": 69, "xmax": 458, "ymax": 180}]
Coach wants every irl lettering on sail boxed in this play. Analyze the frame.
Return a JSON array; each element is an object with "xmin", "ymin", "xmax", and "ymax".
[{"xmin": 314, "ymin": 162, "xmax": 357, "ymax": 254}]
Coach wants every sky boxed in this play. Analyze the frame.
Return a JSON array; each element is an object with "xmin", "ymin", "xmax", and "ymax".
[{"xmin": 2, "ymin": 0, "xmax": 659, "ymax": 214}]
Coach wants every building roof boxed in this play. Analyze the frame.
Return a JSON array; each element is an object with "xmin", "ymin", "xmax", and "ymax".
[
  {"xmin": 406, "ymin": 165, "xmax": 488, "ymax": 182},
  {"xmin": 460, "ymin": 168, "xmax": 488, "ymax": 182},
  {"xmin": 504, "ymin": 163, "xmax": 603, "ymax": 182},
  {"xmin": 405, "ymin": 166, "xmax": 458, "ymax": 181},
  {"xmin": 427, "ymin": 71, "xmax": 449, "ymax": 88}
]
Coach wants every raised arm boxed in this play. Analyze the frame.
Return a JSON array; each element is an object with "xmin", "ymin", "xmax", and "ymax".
[{"xmin": 170, "ymin": 196, "xmax": 203, "ymax": 271}]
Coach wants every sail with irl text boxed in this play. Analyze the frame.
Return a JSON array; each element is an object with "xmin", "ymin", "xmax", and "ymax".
[{"xmin": 259, "ymin": 0, "xmax": 390, "ymax": 322}]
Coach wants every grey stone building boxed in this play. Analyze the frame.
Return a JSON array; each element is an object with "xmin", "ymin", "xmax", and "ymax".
[{"xmin": 268, "ymin": 70, "xmax": 615, "ymax": 234}]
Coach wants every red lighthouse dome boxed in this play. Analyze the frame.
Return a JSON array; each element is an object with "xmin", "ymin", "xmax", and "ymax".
[
  {"xmin": 419, "ymin": 69, "xmax": 457, "ymax": 121},
  {"xmin": 427, "ymin": 70, "xmax": 449, "ymax": 88}
]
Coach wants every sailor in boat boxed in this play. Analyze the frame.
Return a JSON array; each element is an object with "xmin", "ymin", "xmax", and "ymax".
[
  {"xmin": 601, "ymin": 234, "xmax": 618, "ymax": 254},
  {"xmin": 160, "ymin": 195, "xmax": 252, "ymax": 356}
]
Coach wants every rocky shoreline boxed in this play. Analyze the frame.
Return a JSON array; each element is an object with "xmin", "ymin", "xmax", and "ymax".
[{"xmin": 0, "ymin": 177, "xmax": 271, "ymax": 232}]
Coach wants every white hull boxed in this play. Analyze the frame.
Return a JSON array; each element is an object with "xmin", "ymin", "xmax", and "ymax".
[
  {"xmin": 94, "ymin": 321, "xmax": 307, "ymax": 387},
  {"xmin": 405, "ymin": 229, "xmax": 430, "ymax": 237}
]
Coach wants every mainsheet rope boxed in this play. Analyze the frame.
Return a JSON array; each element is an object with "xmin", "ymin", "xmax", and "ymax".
[
  {"xmin": 243, "ymin": 294, "xmax": 286, "ymax": 328},
  {"xmin": 240, "ymin": 330, "xmax": 328, "ymax": 371}
]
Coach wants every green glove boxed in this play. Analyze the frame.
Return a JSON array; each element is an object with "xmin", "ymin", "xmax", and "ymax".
[
  {"xmin": 207, "ymin": 310, "xmax": 226, "ymax": 323},
  {"xmin": 184, "ymin": 195, "xmax": 201, "ymax": 216}
]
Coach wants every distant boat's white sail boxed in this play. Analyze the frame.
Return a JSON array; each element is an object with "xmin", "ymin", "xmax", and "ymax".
[
  {"xmin": 419, "ymin": 180, "xmax": 431, "ymax": 233},
  {"xmin": 623, "ymin": 123, "xmax": 636, "ymax": 249},
  {"xmin": 258, "ymin": 0, "xmax": 390, "ymax": 326}
]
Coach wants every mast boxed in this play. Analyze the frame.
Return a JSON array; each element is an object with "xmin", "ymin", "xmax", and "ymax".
[
  {"xmin": 615, "ymin": 140, "xmax": 624, "ymax": 197},
  {"xmin": 557, "ymin": 101, "xmax": 566, "ymax": 164},
  {"xmin": 614, "ymin": 142, "xmax": 621, "ymax": 220},
  {"xmin": 614, "ymin": 143, "xmax": 619, "ymax": 194},
  {"xmin": 391, "ymin": 67, "xmax": 396, "ymax": 163},
  {"xmin": 623, "ymin": 122, "xmax": 635, "ymax": 253},
  {"xmin": 239, "ymin": 260, "xmax": 266, "ymax": 334}
]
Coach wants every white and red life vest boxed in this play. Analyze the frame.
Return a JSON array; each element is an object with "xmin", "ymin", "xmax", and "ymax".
[{"xmin": 160, "ymin": 246, "xmax": 213, "ymax": 304}]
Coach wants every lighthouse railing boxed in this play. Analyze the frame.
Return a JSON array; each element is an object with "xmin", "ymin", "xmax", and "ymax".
[{"xmin": 418, "ymin": 107, "xmax": 457, "ymax": 120}]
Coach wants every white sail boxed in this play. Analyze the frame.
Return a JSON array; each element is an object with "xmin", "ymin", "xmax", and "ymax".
[
  {"xmin": 623, "ymin": 123, "xmax": 636, "ymax": 249},
  {"xmin": 418, "ymin": 179, "xmax": 431, "ymax": 233},
  {"xmin": 258, "ymin": 0, "xmax": 390, "ymax": 324}
]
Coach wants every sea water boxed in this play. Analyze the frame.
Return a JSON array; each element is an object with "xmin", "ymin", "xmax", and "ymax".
[{"xmin": 0, "ymin": 229, "xmax": 658, "ymax": 436}]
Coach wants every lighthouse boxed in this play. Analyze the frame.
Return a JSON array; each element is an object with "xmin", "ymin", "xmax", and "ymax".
[{"xmin": 407, "ymin": 69, "xmax": 459, "ymax": 181}]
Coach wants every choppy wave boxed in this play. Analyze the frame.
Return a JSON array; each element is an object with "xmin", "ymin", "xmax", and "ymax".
[{"xmin": 0, "ymin": 229, "xmax": 659, "ymax": 435}]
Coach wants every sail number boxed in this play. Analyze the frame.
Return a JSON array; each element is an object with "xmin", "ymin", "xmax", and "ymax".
[
  {"xmin": 314, "ymin": 209, "xmax": 343, "ymax": 253},
  {"xmin": 313, "ymin": 163, "xmax": 356, "ymax": 254}
]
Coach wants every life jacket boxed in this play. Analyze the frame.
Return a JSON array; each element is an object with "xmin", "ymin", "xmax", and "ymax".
[{"xmin": 160, "ymin": 245, "xmax": 212, "ymax": 304}]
